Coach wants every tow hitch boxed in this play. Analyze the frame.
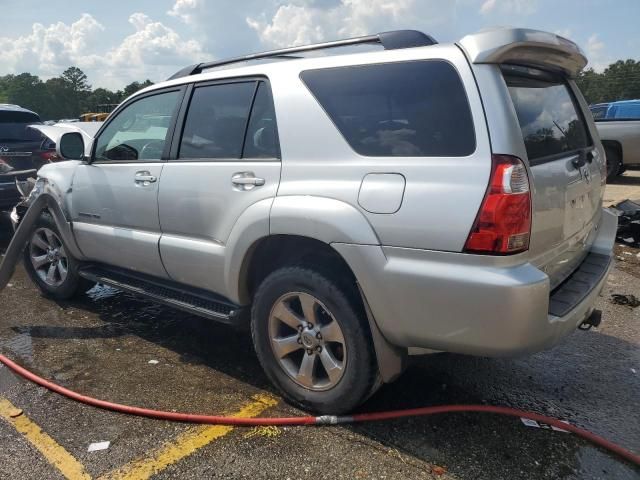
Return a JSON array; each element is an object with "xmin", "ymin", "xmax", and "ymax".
[{"xmin": 578, "ymin": 309, "xmax": 602, "ymax": 331}]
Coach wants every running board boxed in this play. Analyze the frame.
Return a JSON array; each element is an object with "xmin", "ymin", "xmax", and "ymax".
[{"xmin": 78, "ymin": 265, "xmax": 243, "ymax": 325}]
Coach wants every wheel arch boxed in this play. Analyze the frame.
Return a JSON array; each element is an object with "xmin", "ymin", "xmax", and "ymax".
[{"xmin": 235, "ymin": 233, "xmax": 406, "ymax": 383}]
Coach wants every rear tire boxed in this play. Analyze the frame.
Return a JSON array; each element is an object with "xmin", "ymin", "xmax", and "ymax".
[
  {"xmin": 251, "ymin": 266, "xmax": 378, "ymax": 414},
  {"xmin": 605, "ymin": 146, "xmax": 621, "ymax": 181},
  {"xmin": 23, "ymin": 212, "xmax": 94, "ymax": 299}
]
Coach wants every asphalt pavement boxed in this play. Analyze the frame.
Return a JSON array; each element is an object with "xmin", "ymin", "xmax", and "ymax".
[{"xmin": 0, "ymin": 174, "xmax": 639, "ymax": 480}]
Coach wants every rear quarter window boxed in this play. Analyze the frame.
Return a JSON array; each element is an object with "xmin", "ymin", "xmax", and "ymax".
[{"xmin": 300, "ymin": 60, "xmax": 476, "ymax": 157}]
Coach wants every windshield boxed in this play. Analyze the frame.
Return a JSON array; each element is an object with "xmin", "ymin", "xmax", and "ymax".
[
  {"xmin": 0, "ymin": 111, "xmax": 43, "ymax": 142},
  {"xmin": 505, "ymin": 74, "xmax": 591, "ymax": 162}
]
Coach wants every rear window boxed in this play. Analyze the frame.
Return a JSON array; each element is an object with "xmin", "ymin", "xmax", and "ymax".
[
  {"xmin": 0, "ymin": 110, "xmax": 42, "ymax": 142},
  {"xmin": 301, "ymin": 61, "xmax": 475, "ymax": 157},
  {"xmin": 505, "ymin": 74, "xmax": 591, "ymax": 162}
]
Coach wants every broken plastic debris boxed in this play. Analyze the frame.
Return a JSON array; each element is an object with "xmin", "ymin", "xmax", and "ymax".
[
  {"xmin": 88, "ymin": 441, "xmax": 110, "ymax": 452},
  {"xmin": 521, "ymin": 418, "xmax": 569, "ymax": 432},
  {"xmin": 610, "ymin": 294, "xmax": 640, "ymax": 308},
  {"xmin": 148, "ymin": 360, "xmax": 159, "ymax": 365}
]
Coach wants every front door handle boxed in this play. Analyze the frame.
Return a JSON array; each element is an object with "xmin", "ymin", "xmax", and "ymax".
[
  {"xmin": 134, "ymin": 171, "xmax": 157, "ymax": 186},
  {"xmin": 232, "ymin": 172, "xmax": 265, "ymax": 190}
]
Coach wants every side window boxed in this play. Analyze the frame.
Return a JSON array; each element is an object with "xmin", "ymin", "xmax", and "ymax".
[
  {"xmin": 179, "ymin": 82, "xmax": 256, "ymax": 159},
  {"xmin": 94, "ymin": 90, "xmax": 180, "ymax": 162},
  {"xmin": 243, "ymin": 82, "xmax": 280, "ymax": 158},
  {"xmin": 300, "ymin": 61, "xmax": 476, "ymax": 157}
]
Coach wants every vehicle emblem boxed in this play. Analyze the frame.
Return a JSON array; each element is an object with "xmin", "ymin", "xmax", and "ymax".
[
  {"xmin": 0, "ymin": 146, "xmax": 8, "ymax": 153},
  {"xmin": 582, "ymin": 166, "xmax": 591, "ymax": 184}
]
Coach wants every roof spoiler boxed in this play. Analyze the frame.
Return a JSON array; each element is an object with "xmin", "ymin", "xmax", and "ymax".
[{"xmin": 458, "ymin": 28, "xmax": 587, "ymax": 78}]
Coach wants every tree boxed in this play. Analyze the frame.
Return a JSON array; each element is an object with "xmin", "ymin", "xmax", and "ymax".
[
  {"xmin": 82, "ymin": 87, "xmax": 120, "ymax": 113},
  {"xmin": 61, "ymin": 66, "xmax": 91, "ymax": 94},
  {"xmin": 0, "ymin": 73, "xmax": 49, "ymax": 116},
  {"xmin": 576, "ymin": 59, "xmax": 640, "ymax": 104},
  {"xmin": 118, "ymin": 80, "xmax": 154, "ymax": 100}
]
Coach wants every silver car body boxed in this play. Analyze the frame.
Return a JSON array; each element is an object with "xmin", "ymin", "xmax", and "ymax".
[
  {"xmin": 27, "ymin": 28, "xmax": 616, "ymax": 378},
  {"xmin": 594, "ymin": 120, "xmax": 640, "ymax": 166}
]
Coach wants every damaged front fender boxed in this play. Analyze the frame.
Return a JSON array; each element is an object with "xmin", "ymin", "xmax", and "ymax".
[{"xmin": 0, "ymin": 187, "xmax": 84, "ymax": 292}]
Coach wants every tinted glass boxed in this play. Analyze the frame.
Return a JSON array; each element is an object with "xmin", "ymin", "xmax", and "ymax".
[
  {"xmin": 243, "ymin": 82, "xmax": 279, "ymax": 158},
  {"xmin": 0, "ymin": 111, "xmax": 42, "ymax": 142},
  {"xmin": 179, "ymin": 82, "xmax": 256, "ymax": 159},
  {"xmin": 506, "ymin": 76, "xmax": 590, "ymax": 161},
  {"xmin": 301, "ymin": 61, "xmax": 475, "ymax": 157},
  {"xmin": 95, "ymin": 91, "xmax": 180, "ymax": 161},
  {"xmin": 590, "ymin": 105, "xmax": 608, "ymax": 120}
]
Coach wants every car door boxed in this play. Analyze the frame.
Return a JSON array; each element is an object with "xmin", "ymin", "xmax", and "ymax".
[
  {"xmin": 158, "ymin": 79, "xmax": 281, "ymax": 294},
  {"xmin": 70, "ymin": 87, "xmax": 184, "ymax": 277}
]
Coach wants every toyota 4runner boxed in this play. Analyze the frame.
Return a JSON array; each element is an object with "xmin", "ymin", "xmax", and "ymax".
[{"xmin": 6, "ymin": 28, "xmax": 617, "ymax": 413}]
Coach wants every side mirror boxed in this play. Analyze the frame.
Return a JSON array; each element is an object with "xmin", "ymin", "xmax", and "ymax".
[{"xmin": 57, "ymin": 132, "xmax": 85, "ymax": 160}]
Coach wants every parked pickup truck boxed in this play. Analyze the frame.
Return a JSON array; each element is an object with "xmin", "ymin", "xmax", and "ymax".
[{"xmin": 590, "ymin": 100, "xmax": 640, "ymax": 180}]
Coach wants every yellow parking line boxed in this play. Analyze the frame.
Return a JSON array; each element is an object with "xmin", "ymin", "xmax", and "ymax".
[
  {"xmin": 99, "ymin": 394, "xmax": 278, "ymax": 480},
  {"xmin": 0, "ymin": 397, "xmax": 91, "ymax": 480}
]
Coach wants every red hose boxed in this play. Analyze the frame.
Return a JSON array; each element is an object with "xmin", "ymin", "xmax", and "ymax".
[{"xmin": 1, "ymin": 353, "xmax": 638, "ymax": 467}]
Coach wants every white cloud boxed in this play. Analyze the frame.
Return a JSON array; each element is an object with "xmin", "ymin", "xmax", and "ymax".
[
  {"xmin": 0, "ymin": 13, "xmax": 204, "ymax": 89},
  {"xmin": 246, "ymin": 0, "xmax": 448, "ymax": 48},
  {"xmin": 167, "ymin": 0, "xmax": 202, "ymax": 24},
  {"xmin": 0, "ymin": 14, "xmax": 104, "ymax": 76},
  {"xmin": 585, "ymin": 33, "xmax": 609, "ymax": 72},
  {"xmin": 479, "ymin": 0, "xmax": 538, "ymax": 16}
]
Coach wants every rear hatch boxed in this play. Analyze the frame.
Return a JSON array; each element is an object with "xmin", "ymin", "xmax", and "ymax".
[
  {"xmin": 503, "ymin": 66, "xmax": 604, "ymax": 288},
  {"xmin": 0, "ymin": 110, "xmax": 45, "ymax": 172}
]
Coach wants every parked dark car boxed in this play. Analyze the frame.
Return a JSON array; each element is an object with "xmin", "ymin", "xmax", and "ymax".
[{"xmin": 0, "ymin": 104, "xmax": 57, "ymax": 211}]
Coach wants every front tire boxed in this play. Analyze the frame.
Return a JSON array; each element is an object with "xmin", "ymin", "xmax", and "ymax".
[
  {"xmin": 23, "ymin": 212, "xmax": 93, "ymax": 299},
  {"xmin": 251, "ymin": 266, "xmax": 378, "ymax": 414}
]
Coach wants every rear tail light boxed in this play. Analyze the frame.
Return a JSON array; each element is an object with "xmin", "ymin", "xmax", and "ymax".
[
  {"xmin": 39, "ymin": 151, "xmax": 59, "ymax": 162},
  {"xmin": 464, "ymin": 154, "xmax": 532, "ymax": 255}
]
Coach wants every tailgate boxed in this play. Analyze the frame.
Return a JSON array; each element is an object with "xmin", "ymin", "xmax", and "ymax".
[{"xmin": 503, "ymin": 67, "xmax": 604, "ymax": 288}]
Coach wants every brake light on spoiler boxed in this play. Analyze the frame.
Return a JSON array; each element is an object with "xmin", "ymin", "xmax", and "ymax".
[{"xmin": 464, "ymin": 155, "xmax": 532, "ymax": 255}]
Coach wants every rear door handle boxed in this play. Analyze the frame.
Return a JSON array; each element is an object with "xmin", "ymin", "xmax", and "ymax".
[
  {"xmin": 134, "ymin": 171, "xmax": 157, "ymax": 185},
  {"xmin": 232, "ymin": 172, "xmax": 265, "ymax": 190}
]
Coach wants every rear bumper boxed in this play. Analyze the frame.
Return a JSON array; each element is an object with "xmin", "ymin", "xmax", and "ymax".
[{"xmin": 334, "ymin": 208, "xmax": 617, "ymax": 357}]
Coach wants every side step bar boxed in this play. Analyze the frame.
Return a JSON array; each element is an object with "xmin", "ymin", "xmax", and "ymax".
[{"xmin": 78, "ymin": 265, "xmax": 243, "ymax": 325}]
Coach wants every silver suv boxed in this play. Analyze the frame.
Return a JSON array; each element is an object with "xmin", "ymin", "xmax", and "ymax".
[{"xmin": 6, "ymin": 28, "xmax": 617, "ymax": 413}]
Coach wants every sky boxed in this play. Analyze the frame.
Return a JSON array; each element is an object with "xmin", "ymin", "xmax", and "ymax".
[{"xmin": 0, "ymin": 0, "xmax": 638, "ymax": 90}]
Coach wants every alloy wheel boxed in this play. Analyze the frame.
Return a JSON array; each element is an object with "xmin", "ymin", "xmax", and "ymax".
[
  {"xmin": 268, "ymin": 292, "xmax": 347, "ymax": 391},
  {"xmin": 29, "ymin": 227, "xmax": 68, "ymax": 287}
]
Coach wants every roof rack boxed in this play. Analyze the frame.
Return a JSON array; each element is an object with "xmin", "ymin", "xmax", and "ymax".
[{"xmin": 168, "ymin": 30, "xmax": 437, "ymax": 80}]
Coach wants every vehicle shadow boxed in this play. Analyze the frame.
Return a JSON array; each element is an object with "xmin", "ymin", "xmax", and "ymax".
[{"xmin": 610, "ymin": 173, "xmax": 640, "ymax": 186}]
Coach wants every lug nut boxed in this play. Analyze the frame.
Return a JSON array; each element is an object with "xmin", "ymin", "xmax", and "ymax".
[
  {"xmin": 307, "ymin": 323, "xmax": 314, "ymax": 329},
  {"xmin": 316, "ymin": 346, "xmax": 322, "ymax": 353},
  {"xmin": 306, "ymin": 349, "xmax": 313, "ymax": 355},
  {"xmin": 297, "ymin": 337, "xmax": 302, "ymax": 344},
  {"xmin": 316, "ymin": 332, "xmax": 322, "ymax": 339},
  {"xmin": 297, "ymin": 325, "xmax": 303, "ymax": 332}
]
